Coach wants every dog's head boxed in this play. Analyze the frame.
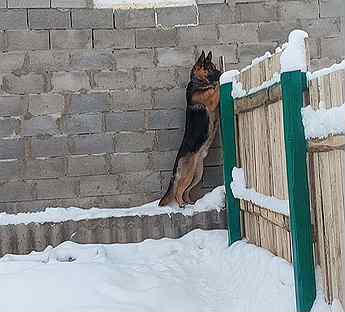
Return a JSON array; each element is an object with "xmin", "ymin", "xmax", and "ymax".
[{"xmin": 190, "ymin": 51, "xmax": 222, "ymax": 85}]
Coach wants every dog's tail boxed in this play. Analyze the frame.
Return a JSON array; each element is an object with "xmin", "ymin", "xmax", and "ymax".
[{"xmin": 159, "ymin": 178, "xmax": 175, "ymax": 207}]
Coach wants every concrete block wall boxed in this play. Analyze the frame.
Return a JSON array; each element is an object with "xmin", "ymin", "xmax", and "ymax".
[{"xmin": 0, "ymin": 0, "xmax": 343, "ymax": 213}]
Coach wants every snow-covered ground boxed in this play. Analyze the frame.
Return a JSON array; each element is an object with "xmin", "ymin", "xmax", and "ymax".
[{"xmin": 0, "ymin": 229, "xmax": 333, "ymax": 312}]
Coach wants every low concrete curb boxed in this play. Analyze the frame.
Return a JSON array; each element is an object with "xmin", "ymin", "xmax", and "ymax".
[{"xmin": 0, "ymin": 208, "xmax": 227, "ymax": 256}]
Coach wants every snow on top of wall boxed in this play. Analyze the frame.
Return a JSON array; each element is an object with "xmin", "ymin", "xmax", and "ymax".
[
  {"xmin": 219, "ymin": 70, "xmax": 240, "ymax": 86},
  {"xmin": 302, "ymin": 104, "xmax": 345, "ymax": 139},
  {"xmin": 241, "ymin": 51, "xmax": 272, "ymax": 73},
  {"xmin": 307, "ymin": 59, "xmax": 345, "ymax": 81},
  {"xmin": 94, "ymin": 0, "xmax": 196, "ymax": 9},
  {"xmin": 280, "ymin": 29, "xmax": 309, "ymax": 73},
  {"xmin": 230, "ymin": 167, "xmax": 290, "ymax": 216},
  {"xmin": 221, "ymin": 29, "xmax": 310, "ymax": 99},
  {"xmin": 0, "ymin": 186, "xmax": 225, "ymax": 226},
  {"xmin": 231, "ymin": 72, "xmax": 281, "ymax": 99}
]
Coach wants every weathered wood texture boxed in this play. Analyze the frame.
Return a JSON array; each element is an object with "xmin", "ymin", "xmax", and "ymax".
[
  {"xmin": 238, "ymin": 50, "xmax": 282, "ymax": 95},
  {"xmin": 241, "ymin": 201, "xmax": 291, "ymax": 262},
  {"xmin": 309, "ymin": 70, "xmax": 345, "ymax": 110},
  {"xmin": 235, "ymin": 51, "xmax": 291, "ymax": 263},
  {"xmin": 309, "ymin": 70, "xmax": 345, "ymax": 306},
  {"xmin": 0, "ymin": 209, "xmax": 227, "ymax": 257}
]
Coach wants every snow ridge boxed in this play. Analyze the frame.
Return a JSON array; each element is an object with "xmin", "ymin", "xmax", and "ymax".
[
  {"xmin": 231, "ymin": 72, "xmax": 281, "ymax": 99},
  {"xmin": 230, "ymin": 167, "xmax": 289, "ymax": 216},
  {"xmin": 0, "ymin": 186, "xmax": 225, "ymax": 226},
  {"xmin": 307, "ymin": 60, "xmax": 345, "ymax": 81},
  {"xmin": 219, "ymin": 70, "xmax": 240, "ymax": 86},
  {"xmin": 280, "ymin": 29, "xmax": 309, "ymax": 73},
  {"xmin": 302, "ymin": 104, "xmax": 345, "ymax": 139}
]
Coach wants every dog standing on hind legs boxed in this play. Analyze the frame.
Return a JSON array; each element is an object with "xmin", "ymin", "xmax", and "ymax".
[{"xmin": 159, "ymin": 51, "xmax": 222, "ymax": 208}]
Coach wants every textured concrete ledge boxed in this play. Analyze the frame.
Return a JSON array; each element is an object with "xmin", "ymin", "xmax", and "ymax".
[{"xmin": 0, "ymin": 208, "xmax": 227, "ymax": 256}]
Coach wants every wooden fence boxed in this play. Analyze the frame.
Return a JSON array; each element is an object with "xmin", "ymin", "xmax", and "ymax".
[
  {"xmin": 220, "ymin": 31, "xmax": 345, "ymax": 312},
  {"xmin": 235, "ymin": 52, "xmax": 292, "ymax": 262},
  {"xmin": 308, "ymin": 70, "xmax": 345, "ymax": 305}
]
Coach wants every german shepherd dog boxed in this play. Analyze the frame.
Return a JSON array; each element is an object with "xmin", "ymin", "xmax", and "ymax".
[{"xmin": 159, "ymin": 51, "xmax": 222, "ymax": 207}]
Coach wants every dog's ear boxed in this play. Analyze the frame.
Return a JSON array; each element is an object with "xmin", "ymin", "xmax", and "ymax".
[
  {"xmin": 205, "ymin": 51, "xmax": 212, "ymax": 65},
  {"xmin": 196, "ymin": 50, "xmax": 206, "ymax": 66}
]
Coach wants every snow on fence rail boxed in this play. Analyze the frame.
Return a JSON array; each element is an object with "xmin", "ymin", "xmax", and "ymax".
[{"xmin": 220, "ymin": 30, "xmax": 345, "ymax": 312}]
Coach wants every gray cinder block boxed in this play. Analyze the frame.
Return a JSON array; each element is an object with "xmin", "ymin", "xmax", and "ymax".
[
  {"xmin": 0, "ymin": 181, "xmax": 34, "ymax": 202},
  {"xmin": 35, "ymin": 178, "xmax": 78, "ymax": 200},
  {"xmin": 29, "ymin": 94, "xmax": 64, "ymax": 116},
  {"xmin": 69, "ymin": 93, "xmax": 110, "ymax": 114},
  {"xmin": 62, "ymin": 113, "xmax": 103, "ymax": 135},
  {"xmin": 72, "ymin": 9, "xmax": 113, "ymax": 29},
  {"xmin": 79, "ymin": 171, "xmax": 161, "ymax": 196},
  {"xmin": 0, "ymin": 117, "xmax": 20, "ymax": 138},
  {"xmin": 31, "ymin": 136, "xmax": 68, "ymax": 157},
  {"xmin": 93, "ymin": 29, "xmax": 135, "ymax": 49},
  {"xmin": 0, "ymin": 52, "xmax": 26, "ymax": 73},
  {"xmin": 0, "ymin": 138, "xmax": 25, "ymax": 159},
  {"xmin": 28, "ymin": 50, "xmax": 70, "ymax": 72},
  {"xmin": 110, "ymin": 152, "xmax": 153, "ymax": 174},
  {"xmin": 8, "ymin": 0, "xmax": 50, "ymax": 8},
  {"xmin": 7, "ymin": 30, "xmax": 49, "ymax": 51},
  {"xmin": 0, "ymin": 95, "xmax": 27, "ymax": 117},
  {"xmin": 112, "ymin": 48, "xmax": 154, "ymax": 69},
  {"xmin": 24, "ymin": 158, "xmax": 65, "ymax": 179},
  {"xmin": 156, "ymin": 6, "xmax": 198, "ymax": 26},
  {"xmin": 52, "ymin": 71, "xmax": 90, "ymax": 92},
  {"xmin": 135, "ymin": 68, "xmax": 176, "ymax": 89},
  {"xmin": 22, "ymin": 115, "xmax": 61, "ymax": 137},
  {"xmin": 115, "ymin": 8, "xmax": 155, "ymax": 29},
  {"xmin": 110, "ymin": 89, "xmax": 152, "ymax": 111},
  {"xmin": 28, "ymin": 9, "xmax": 71, "ymax": 29},
  {"xmin": 135, "ymin": 28, "xmax": 177, "ymax": 48},
  {"xmin": 51, "ymin": 30, "xmax": 92, "ymax": 49},
  {"xmin": 0, "ymin": 10, "xmax": 28, "ymax": 30},
  {"xmin": 115, "ymin": 131, "xmax": 155, "ymax": 152},
  {"xmin": 156, "ymin": 47, "xmax": 195, "ymax": 67},
  {"xmin": 70, "ymin": 50, "xmax": 116, "ymax": 71},
  {"xmin": 93, "ymin": 70, "xmax": 135, "ymax": 90},
  {"xmin": 153, "ymin": 88, "xmax": 185, "ymax": 110},
  {"xmin": 105, "ymin": 111, "xmax": 145, "ymax": 132},
  {"xmin": 177, "ymin": 24, "xmax": 218, "ymax": 47},
  {"xmin": 278, "ymin": 0, "xmax": 319, "ymax": 21},
  {"xmin": 67, "ymin": 155, "xmax": 107, "ymax": 176},
  {"xmin": 69, "ymin": 133, "xmax": 114, "ymax": 155},
  {"xmin": 3, "ymin": 73, "xmax": 50, "ymax": 94},
  {"xmin": 52, "ymin": 0, "xmax": 93, "ymax": 8},
  {"xmin": 146, "ymin": 109, "xmax": 185, "ymax": 130}
]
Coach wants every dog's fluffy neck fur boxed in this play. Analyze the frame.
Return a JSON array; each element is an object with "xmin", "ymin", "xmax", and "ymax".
[{"xmin": 187, "ymin": 75, "xmax": 216, "ymax": 105}]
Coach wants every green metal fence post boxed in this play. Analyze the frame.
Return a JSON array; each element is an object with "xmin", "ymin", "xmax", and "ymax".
[
  {"xmin": 220, "ymin": 80, "xmax": 241, "ymax": 245},
  {"xmin": 281, "ymin": 70, "xmax": 316, "ymax": 312}
]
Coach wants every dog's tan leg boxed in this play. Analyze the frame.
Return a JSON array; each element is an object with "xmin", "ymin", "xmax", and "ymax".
[
  {"xmin": 183, "ymin": 155, "xmax": 204, "ymax": 204},
  {"xmin": 175, "ymin": 154, "xmax": 198, "ymax": 207}
]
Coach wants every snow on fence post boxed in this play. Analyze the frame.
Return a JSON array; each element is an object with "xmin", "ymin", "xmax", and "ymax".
[
  {"xmin": 280, "ymin": 30, "xmax": 316, "ymax": 312},
  {"xmin": 219, "ymin": 70, "xmax": 241, "ymax": 245}
]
